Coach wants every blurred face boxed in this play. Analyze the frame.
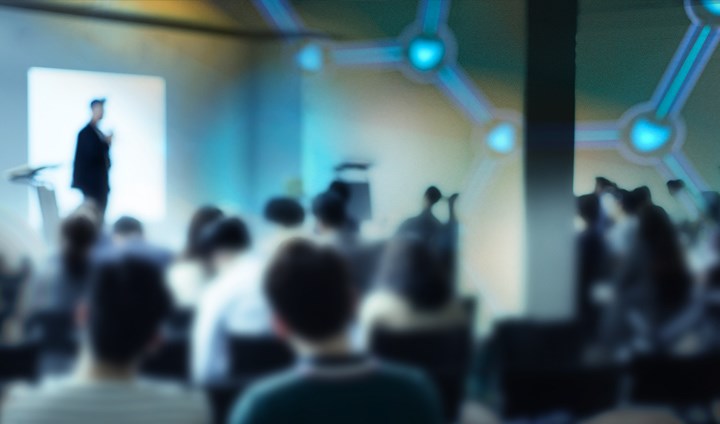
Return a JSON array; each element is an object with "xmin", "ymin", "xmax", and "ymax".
[{"xmin": 91, "ymin": 103, "xmax": 105, "ymax": 122}]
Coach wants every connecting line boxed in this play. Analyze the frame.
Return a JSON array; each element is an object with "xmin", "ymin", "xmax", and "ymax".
[
  {"xmin": 436, "ymin": 65, "xmax": 495, "ymax": 124},
  {"xmin": 418, "ymin": 0, "xmax": 452, "ymax": 34},
  {"xmin": 662, "ymin": 151, "xmax": 710, "ymax": 207},
  {"xmin": 330, "ymin": 41, "xmax": 405, "ymax": 68},
  {"xmin": 461, "ymin": 156, "xmax": 501, "ymax": 208},
  {"xmin": 653, "ymin": 24, "xmax": 720, "ymax": 120},
  {"xmin": 252, "ymin": 0, "xmax": 304, "ymax": 32},
  {"xmin": 575, "ymin": 122, "xmax": 621, "ymax": 150}
]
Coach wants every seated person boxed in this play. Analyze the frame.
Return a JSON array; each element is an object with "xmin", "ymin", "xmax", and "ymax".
[
  {"xmin": 312, "ymin": 191, "xmax": 380, "ymax": 294},
  {"xmin": 2, "ymin": 252, "xmax": 209, "ymax": 424},
  {"xmin": 18, "ymin": 213, "xmax": 98, "ymax": 320},
  {"xmin": 258, "ymin": 197, "xmax": 306, "ymax": 255},
  {"xmin": 359, "ymin": 237, "xmax": 466, "ymax": 342},
  {"xmin": 111, "ymin": 216, "xmax": 174, "ymax": 270},
  {"xmin": 166, "ymin": 205, "xmax": 224, "ymax": 310},
  {"xmin": 192, "ymin": 217, "xmax": 268, "ymax": 384},
  {"xmin": 229, "ymin": 239, "xmax": 444, "ymax": 424}
]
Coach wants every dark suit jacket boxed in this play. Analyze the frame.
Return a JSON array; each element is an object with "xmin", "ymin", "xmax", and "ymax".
[{"xmin": 71, "ymin": 123, "xmax": 110, "ymax": 196}]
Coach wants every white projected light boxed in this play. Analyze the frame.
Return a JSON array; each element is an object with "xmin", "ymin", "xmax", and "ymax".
[{"xmin": 28, "ymin": 68, "xmax": 166, "ymax": 226}]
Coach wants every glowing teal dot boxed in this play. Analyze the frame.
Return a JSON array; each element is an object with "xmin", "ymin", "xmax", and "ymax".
[
  {"xmin": 702, "ymin": 0, "xmax": 720, "ymax": 15},
  {"xmin": 487, "ymin": 123, "xmax": 516, "ymax": 154},
  {"xmin": 297, "ymin": 43, "xmax": 323, "ymax": 72},
  {"xmin": 630, "ymin": 118, "xmax": 671, "ymax": 152},
  {"xmin": 408, "ymin": 37, "xmax": 445, "ymax": 71}
]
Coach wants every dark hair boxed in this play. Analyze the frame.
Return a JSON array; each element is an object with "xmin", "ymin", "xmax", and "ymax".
[
  {"xmin": 632, "ymin": 186, "xmax": 653, "ymax": 208},
  {"xmin": 60, "ymin": 214, "xmax": 99, "ymax": 279},
  {"xmin": 198, "ymin": 216, "xmax": 251, "ymax": 258},
  {"xmin": 424, "ymin": 186, "xmax": 442, "ymax": 206},
  {"xmin": 264, "ymin": 239, "xmax": 353, "ymax": 341},
  {"xmin": 87, "ymin": 253, "xmax": 172, "ymax": 365},
  {"xmin": 185, "ymin": 205, "xmax": 224, "ymax": 259},
  {"xmin": 113, "ymin": 216, "xmax": 143, "ymax": 237},
  {"xmin": 90, "ymin": 98, "xmax": 105, "ymax": 108},
  {"xmin": 666, "ymin": 179, "xmax": 685, "ymax": 193},
  {"xmin": 595, "ymin": 177, "xmax": 616, "ymax": 192},
  {"xmin": 614, "ymin": 189, "xmax": 640, "ymax": 215},
  {"xmin": 328, "ymin": 180, "xmax": 352, "ymax": 203},
  {"xmin": 312, "ymin": 191, "xmax": 347, "ymax": 229},
  {"xmin": 637, "ymin": 205, "xmax": 692, "ymax": 315},
  {"xmin": 577, "ymin": 194, "xmax": 600, "ymax": 225},
  {"xmin": 378, "ymin": 237, "xmax": 451, "ymax": 311},
  {"xmin": 264, "ymin": 197, "xmax": 305, "ymax": 228}
]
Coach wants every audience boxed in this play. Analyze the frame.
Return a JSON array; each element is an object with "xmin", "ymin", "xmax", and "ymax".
[
  {"xmin": 312, "ymin": 191, "xmax": 377, "ymax": 294},
  {"xmin": 258, "ymin": 196, "xmax": 306, "ymax": 255},
  {"xmin": 6, "ymin": 174, "xmax": 720, "ymax": 423},
  {"xmin": 360, "ymin": 237, "xmax": 465, "ymax": 342},
  {"xmin": 166, "ymin": 205, "xmax": 224, "ymax": 310},
  {"xmin": 576, "ymin": 194, "xmax": 609, "ymax": 337},
  {"xmin": 397, "ymin": 185, "xmax": 444, "ymax": 246},
  {"xmin": 18, "ymin": 213, "xmax": 98, "ymax": 320},
  {"xmin": 228, "ymin": 239, "xmax": 444, "ymax": 424},
  {"xmin": 110, "ymin": 216, "xmax": 173, "ymax": 270},
  {"xmin": 2, "ymin": 251, "xmax": 210, "ymax": 424},
  {"xmin": 192, "ymin": 216, "xmax": 266, "ymax": 384}
]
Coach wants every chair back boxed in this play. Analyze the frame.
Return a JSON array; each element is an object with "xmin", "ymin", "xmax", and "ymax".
[
  {"xmin": 141, "ymin": 337, "xmax": 190, "ymax": 382},
  {"xmin": 24, "ymin": 310, "xmax": 78, "ymax": 355},
  {"xmin": 370, "ymin": 324, "xmax": 472, "ymax": 421},
  {"xmin": 228, "ymin": 335, "xmax": 294, "ymax": 378},
  {"xmin": 629, "ymin": 352, "xmax": 720, "ymax": 406},
  {"xmin": 0, "ymin": 342, "xmax": 40, "ymax": 385}
]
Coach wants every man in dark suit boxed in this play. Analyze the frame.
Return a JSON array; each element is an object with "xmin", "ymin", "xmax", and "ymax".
[{"xmin": 72, "ymin": 99, "xmax": 112, "ymax": 220}]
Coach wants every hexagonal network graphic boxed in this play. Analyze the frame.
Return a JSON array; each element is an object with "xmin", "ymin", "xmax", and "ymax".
[{"xmin": 252, "ymin": 0, "xmax": 718, "ymax": 214}]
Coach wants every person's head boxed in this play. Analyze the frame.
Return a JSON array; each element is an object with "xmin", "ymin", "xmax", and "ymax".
[
  {"xmin": 264, "ymin": 239, "xmax": 354, "ymax": 345},
  {"xmin": 82, "ymin": 252, "xmax": 172, "ymax": 368},
  {"xmin": 577, "ymin": 194, "xmax": 601, "ymax": 227},
  {"xmin": 312, "ymin": 191, "xmax": 347, "ymax": 234},
  {"xmin": 667, "ymin": 179, "xmax": 685, "ymax": 196},
  {"xmin": 264, "ymin": 197, "xmax": 305, "ymax": 229},
  {"xmin": 594, "ymin": 177, "xmax": 616, "ymax": 195},
  {"xmin": 90, "ymin": 98, "xmax": 105, "ymax": 124},
  {"xmin": 198, "ymin": 216, "xmax": 251, "ymax": 272},
  {"xmin": 112, "ymin": 216, "xmax": 144, "ymax": 245},
  {"xmin": 60, "ymin": 213, "xmax": 99, "ymax": 278},
  {"xmin": 185, "ymin": 205, "xmax": 224, "ymax": 259},
  {"xmin": 423, "ymin": 185, "xmax": 442, "ymax": 209},
  {"xmin": 616, "ymin": 189, "xmax": 640, "ymax": 216},
  {"xmin": 632, "ymin": 186, "xmax": 653, "ymax": 210},
  {"xmin": 377, "ymin": 237, "xmax": 451, "ymax": 311}
]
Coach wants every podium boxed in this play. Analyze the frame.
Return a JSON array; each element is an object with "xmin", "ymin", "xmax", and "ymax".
[
  {"xmin": 333, "ymin": 162, "xmax": 373, "ymax": 223},
  {"xmin": 6, "ymin": 164, "xmax": 60, "ymax": 244}
]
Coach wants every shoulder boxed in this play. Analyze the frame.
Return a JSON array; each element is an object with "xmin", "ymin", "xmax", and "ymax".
[{"xmin": 229, "ymin": 371, "xmax": 301, "ymax": 422}]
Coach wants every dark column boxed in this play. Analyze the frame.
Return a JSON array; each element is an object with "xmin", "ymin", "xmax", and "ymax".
[{"xmin": 523, "ymin": 0, "xmax": 578, "ymax": 319}]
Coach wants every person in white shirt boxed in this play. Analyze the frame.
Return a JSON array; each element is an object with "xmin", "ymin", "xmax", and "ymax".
[
  {"xmin": 2, "ymin": 251, "xmax": 210, "ymax": 424},
  {"xmin": 166, "ymin": 205, "xmax": 224, "ymax": 309},
  {"xmin": 192, "ymin": 216, "xmax": 270, "ymax": 384}
]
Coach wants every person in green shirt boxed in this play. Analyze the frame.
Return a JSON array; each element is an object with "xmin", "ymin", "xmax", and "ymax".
[{"xmin": 228, "ymin": 239, "xmax": 444, "ymax": 424}]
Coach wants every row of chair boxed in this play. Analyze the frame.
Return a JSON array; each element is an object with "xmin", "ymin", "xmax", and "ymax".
[{"xmin": 488, "ymin": 319, "xmax": 720, "ymax": 421}]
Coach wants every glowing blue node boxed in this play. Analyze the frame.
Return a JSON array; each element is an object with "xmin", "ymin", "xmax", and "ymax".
[
  {"xmin": 487, "ymin": 122, "xmax": 516, "ymax": 154},
  {"xmin": 630, "ymin": 118, "xmax": 672, "ymax": 152},
  {"xmin": 408, "ymin": 37, "xmax": 445, "ymax": 71},
  {"xmin": 702, "ymin": 0, "xmax": 720, "ymax": 15},
  {"xmin": 297, "ymin": 43, "xmax": 323, "ymax": 72}
]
